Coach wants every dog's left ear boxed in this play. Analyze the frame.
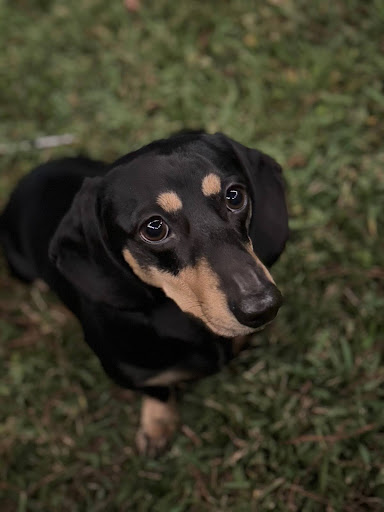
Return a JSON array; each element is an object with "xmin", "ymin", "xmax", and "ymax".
[
  {"xmin": 217, "ymin": 134, "xmax": 289, "ymax": 267},
  {"xmin": 49, "ymin": 177, "xmax": 153, "ymax": 309}
]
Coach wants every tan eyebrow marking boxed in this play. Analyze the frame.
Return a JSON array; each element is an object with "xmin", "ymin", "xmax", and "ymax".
[
  {"xmin": 156, "ymin": 191, "xmax": 183, "ymax": 212},
  {"xmin": 202, "ymin": 173, "xmax": 221, "ymax": 196}
]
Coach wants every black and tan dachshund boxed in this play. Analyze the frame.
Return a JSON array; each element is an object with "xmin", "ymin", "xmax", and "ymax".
[{"xmin": 0, "ymin": 131, "xmax": 288, "ymax": 455}]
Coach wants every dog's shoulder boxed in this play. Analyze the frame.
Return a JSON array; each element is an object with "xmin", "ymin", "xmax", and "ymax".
[
  {"xmin": 2, "ymin": 157, "xmax": 107, "ymax": 216},
  {"xmin": 0, "ymin": 157, "xmax": 108, "ymax": 282}
]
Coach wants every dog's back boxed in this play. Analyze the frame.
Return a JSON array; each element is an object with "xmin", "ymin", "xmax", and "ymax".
[{"xmin": 0, "ymin": 157, "xmax": 107, "ymax": 283}]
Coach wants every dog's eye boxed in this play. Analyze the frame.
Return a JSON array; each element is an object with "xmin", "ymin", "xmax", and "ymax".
[
  {"xmin": 225, "ymin": 186, "xmax": 247, "ymax": 211},
  {"xmin": 140, "ymin": 216, "xmax": 169, "ymax": 243}
]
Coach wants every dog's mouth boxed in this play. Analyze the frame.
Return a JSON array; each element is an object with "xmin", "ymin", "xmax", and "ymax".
[
  {"xmin": 200, "ymin": 315, "xmax": 265, "ymax": 338},
  {"xmin": 194, "ymin": 307, "xmax": 256, "ymax": 338}
]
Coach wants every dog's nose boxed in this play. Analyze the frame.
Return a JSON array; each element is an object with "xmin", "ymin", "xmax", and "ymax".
[{"xmin": 231, "ymin": 285, "xmax": 283, "ymax": 328}]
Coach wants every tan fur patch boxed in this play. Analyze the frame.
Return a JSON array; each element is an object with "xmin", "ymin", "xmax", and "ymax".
[
  {"xmin": 140, "ymin": 397, "xmax": 179, "ymax": 439},
  {"xmin": 122, "ymin": 249, "xmax": 254, "ymax": 337},
  {"xmin": 202, "ymin": 173, "xmax": 221, "ymax": 196},
  {"xmin": 144, "ymin": 369, "xmax": 196, "ymax": 387},
  {"xmin": 157, "ymin": 191, "xmax": 182, "ymax": 212},
  {"xmin": 245, "ymin": 241, "xmax": 275, "ymax": 284},
  {"xmin": 136, "ymin": 396, "xmax": 179, "ymax": 456},
  {"xmin": 122, "ymin": 248, "xmax": 148, "ymax": 281}
]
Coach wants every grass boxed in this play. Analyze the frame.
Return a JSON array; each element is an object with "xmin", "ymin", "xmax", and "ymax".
[{"xmin": 1, "ymin": 0, "xmax": 384, "ymax": 510}]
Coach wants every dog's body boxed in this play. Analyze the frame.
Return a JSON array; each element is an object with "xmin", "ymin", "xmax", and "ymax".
[{"xmin": 0, "ymin": 132, "xmax": 288, "ymax": 454}]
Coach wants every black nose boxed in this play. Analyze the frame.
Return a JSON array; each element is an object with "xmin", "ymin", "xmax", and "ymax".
[{"xmin": 231, "ymin": 285, "xmax": 283, "ymax": 328}]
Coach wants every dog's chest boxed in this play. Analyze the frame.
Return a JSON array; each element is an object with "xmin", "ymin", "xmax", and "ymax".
[{"xmin": 117, "ymin": 335, "xmax": 250, "ymax": 388}]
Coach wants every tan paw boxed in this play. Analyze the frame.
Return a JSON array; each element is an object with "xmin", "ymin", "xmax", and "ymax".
[
  {"xmin": 135, "ymin": 396, "xmax": 179, "ymax": 457},
  {"xmin": 135, "ymin": 427, "xmax": 171, "ymax": 457}
]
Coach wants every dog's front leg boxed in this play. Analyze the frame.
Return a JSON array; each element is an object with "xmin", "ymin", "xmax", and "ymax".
[{"xmin": 136, "ymin": 392, "xmax": 179, "ymax": 457}]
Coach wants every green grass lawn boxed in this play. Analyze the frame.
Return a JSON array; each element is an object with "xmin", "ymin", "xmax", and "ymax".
[{"xmin": 1, "ymin": 0, "xmax": 384, "ymax": 510}]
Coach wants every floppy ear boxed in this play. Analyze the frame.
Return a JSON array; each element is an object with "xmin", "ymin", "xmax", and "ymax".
[
  {"xmin": 218, "ymin": 134, "xmax": 289, "ymax": 267},
  {"xmin": 49, "ymin": 177, "xmax": 152, "ymax": 309}
]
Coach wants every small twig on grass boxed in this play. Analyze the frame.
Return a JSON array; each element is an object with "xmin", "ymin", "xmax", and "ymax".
[
  {"xmin": 189, "ymin": 465, "xmax": 214, "ymax": 503},
  {"xmin": 181, "ymin": 424, "xmax": 202, "ymax": 447},
  {"xmin": 253, "ymin": 478, "xmax": 285, "ymax": 501},
  {"xmin": 0, "ymin": 134, "xmax": 75, "ymax": 154},
  {"xmin": 27, "ymin": 472, "xmax": 63, "ymax": 497},
  {"xmin": 286, "ymin": 423, "xmax": 377, "ymax": 445},
  {"xmin": 313, "ymin": 266, "xmax": 384, "ymax": 280},
  {"xmin": 286, "ymin": 483, "xmax": 333, "ymax": 509}
]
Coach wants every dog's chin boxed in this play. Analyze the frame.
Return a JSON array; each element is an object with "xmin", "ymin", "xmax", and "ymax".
[{"xmin": 203, "ymin": 317, "xmax": 268, "ymax": 339}]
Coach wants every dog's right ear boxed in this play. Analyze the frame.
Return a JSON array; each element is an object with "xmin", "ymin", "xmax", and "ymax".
[
  {"xmin": 49, "ymin": 177, "xmax": 151, "ymax": 309},
  {"xmin": 213, "ymin": 134, "xmax": 289, "ymax": 267}
]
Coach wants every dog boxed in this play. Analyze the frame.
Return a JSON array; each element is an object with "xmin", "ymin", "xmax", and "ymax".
[{"xmin": 0, "ymin": 131, "xmax": 288, "ymax": 456}]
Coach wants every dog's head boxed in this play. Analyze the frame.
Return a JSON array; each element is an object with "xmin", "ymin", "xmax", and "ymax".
[{"xmin": 50, "ymin": 132, "xmax": 288, "ymax": 338}]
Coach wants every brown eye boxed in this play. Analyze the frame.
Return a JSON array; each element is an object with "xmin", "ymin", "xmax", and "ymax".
[
  {"xmin": 225, "ymin": 186, "xmax": 247, "ymax": 211},
  {"xmin": 140, "ymin": 216, "xmax": 169, "ymax": 243}
]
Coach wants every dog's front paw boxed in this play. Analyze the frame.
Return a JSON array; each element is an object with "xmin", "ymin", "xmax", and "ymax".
[
  {"xmin": 135, "ymin": 426, "xmax": 171, "ymax": 457},
  {"xmin": 136, "ymin": 396, "xmax": 179, "ymax": 457}
]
